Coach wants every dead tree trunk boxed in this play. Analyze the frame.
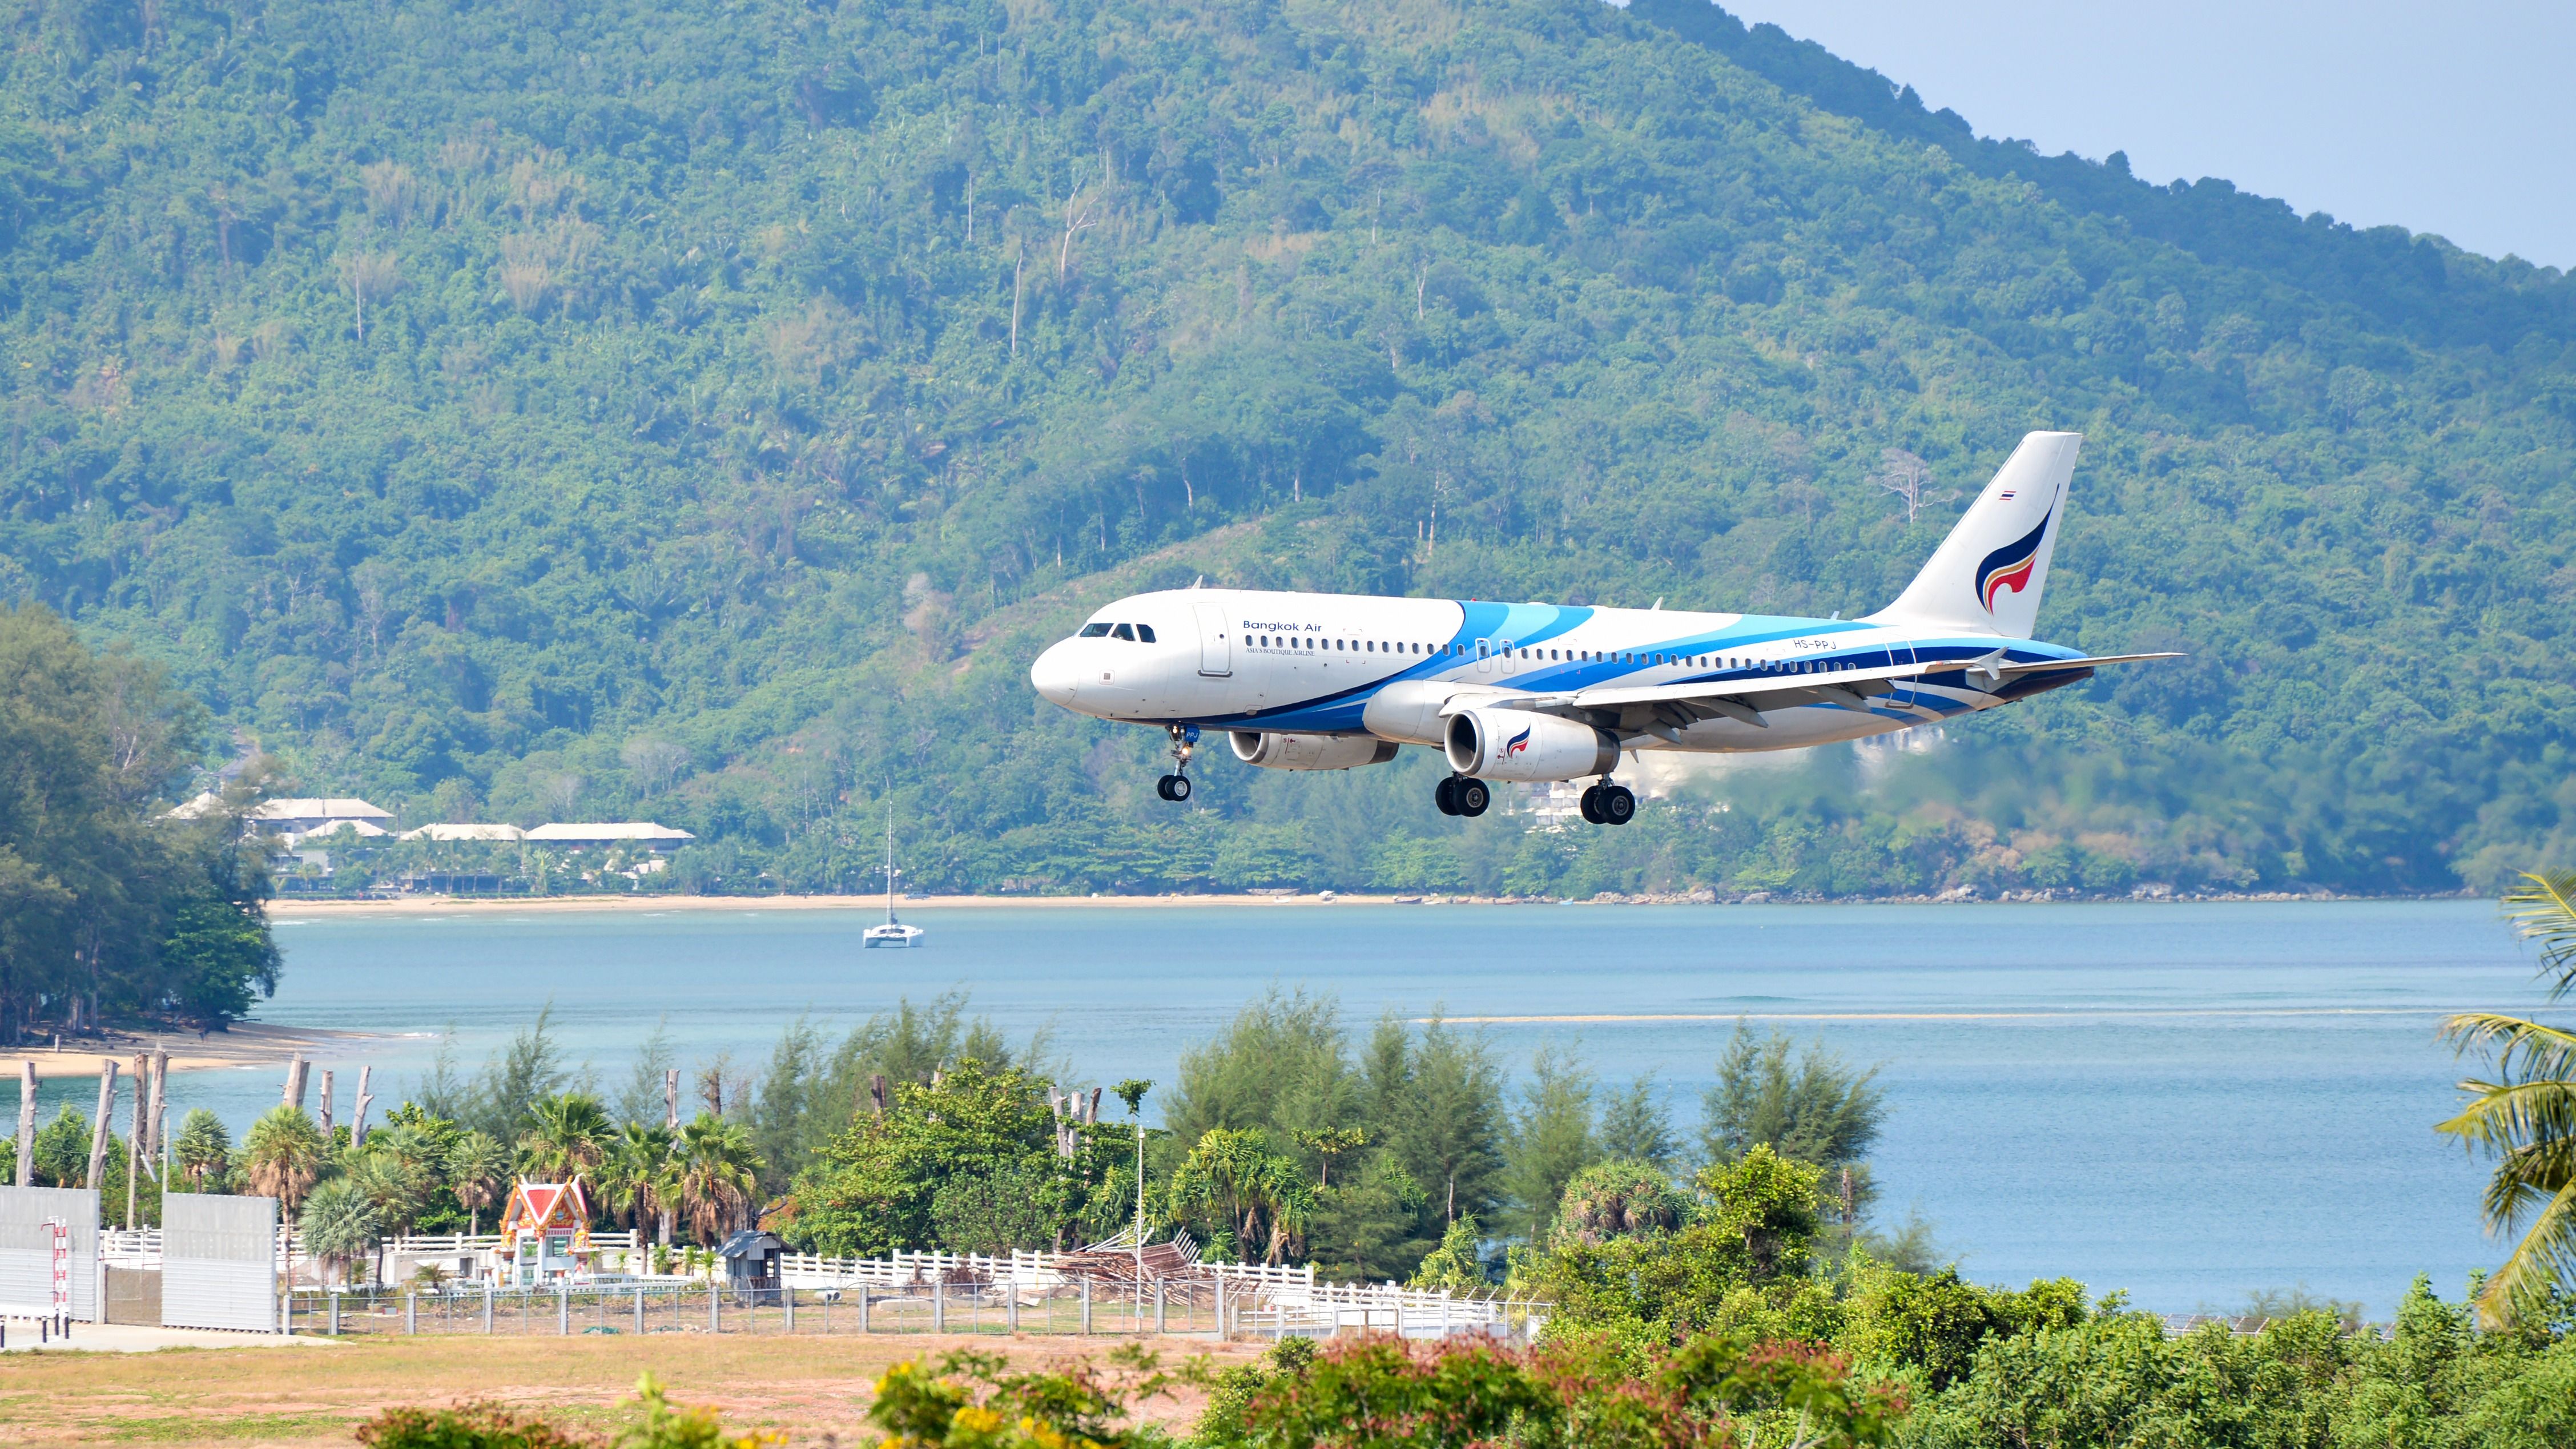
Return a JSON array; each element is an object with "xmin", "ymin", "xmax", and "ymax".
[
  {"xmin": 86, "ymin": 1060, "xmax": 119, "ymax": 1190},
  {"xmin": 16, "ymin": 1061, "xmax": 37, "ymax": 1187}
]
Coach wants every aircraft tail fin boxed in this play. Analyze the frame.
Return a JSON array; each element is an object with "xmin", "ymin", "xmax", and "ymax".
[{"xmin": 1866, "ymin": 431, "xmax": 2080, "ymax": 639}]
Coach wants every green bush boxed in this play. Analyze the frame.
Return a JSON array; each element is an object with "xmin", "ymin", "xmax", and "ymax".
[{"xmin": 357, "ymin": 1403, "xmax": 597, "ymax": 1449}]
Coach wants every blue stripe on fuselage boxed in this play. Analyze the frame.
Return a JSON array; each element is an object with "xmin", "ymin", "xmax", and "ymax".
[{"xmin": 1168, "ymin": 608, "xmax": 2084, "ymax": 731}]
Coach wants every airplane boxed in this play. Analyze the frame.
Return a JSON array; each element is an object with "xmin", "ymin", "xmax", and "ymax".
[{"xmin": 1028, "ymin": 431, "xmax": 2177, "ymax": 825}]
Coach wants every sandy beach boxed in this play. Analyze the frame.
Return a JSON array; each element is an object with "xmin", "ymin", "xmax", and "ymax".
[
  {"xmin": 266, "ymin": 890, "xmax": 1431, "ymax": 917},
  {"xmin": 13, "ymin": 1021, "xmax": 394, "ymax": 1082}
]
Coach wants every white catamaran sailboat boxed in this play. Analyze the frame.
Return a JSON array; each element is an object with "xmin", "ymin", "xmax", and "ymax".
[{"xmin": 862, "ymin": 809, "xmax": 923, "ymax": 948}]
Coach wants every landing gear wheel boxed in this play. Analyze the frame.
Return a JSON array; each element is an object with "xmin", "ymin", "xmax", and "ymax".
[
  {"xmin": 1435, "ymin": 778, "xmax": 1462, "ymax": 816},
  {"xmin": 1599, "ymin": 784, "xmax": 1636, "ymax": 825},
  {"xmin": 1579, "ymin": 786, "xmax": 1604, "ymax": 824},
  {"xmin": 1456, "ymin": 779, "xmax": 1491, "ymax": 817},
  {"xmin": 1159, "ymin": 724, "xmax": 1198, "ymax": 804}
]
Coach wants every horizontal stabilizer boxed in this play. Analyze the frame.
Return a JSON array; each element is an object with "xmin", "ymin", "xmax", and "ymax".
[{"xmin": 1996, "ymin": 652, "xmax": 2184, "ymax": 674}]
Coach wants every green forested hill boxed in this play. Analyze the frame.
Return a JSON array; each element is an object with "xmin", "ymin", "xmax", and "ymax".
[{"xmin": 7, "ymin": 0, "xmax": 2575, "ymax": 897}]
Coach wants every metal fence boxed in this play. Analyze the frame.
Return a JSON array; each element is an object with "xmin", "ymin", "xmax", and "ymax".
[
  {"xmin": 0, "ymin": 1186, "xmax": 99, "ymax": 1321},
  {"xmin": 162, "ymin": 1194, "xmax": 275, "ymax": 1332}
]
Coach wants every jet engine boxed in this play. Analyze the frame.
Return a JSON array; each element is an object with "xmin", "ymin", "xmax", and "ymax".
[
  {"xmin": 1230, "ymin": 732, "xmax": 1401, "ymax": 771},
  {"xmin": 1444, "ymin": 708, "xmax": 1617, "ymax": 782}
]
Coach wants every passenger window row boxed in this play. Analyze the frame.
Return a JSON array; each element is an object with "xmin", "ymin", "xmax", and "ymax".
[
  {"xmin": 1253, "ymin": 637, "xmax": 1454, "ymax": 655},
  {"xmin": 1490, "ymin": 647, "xmax": 1840, "ymax": 675},
  {"xmin": 1076, "ymin": 620, "xmax": 1852, "ymax": 678}
]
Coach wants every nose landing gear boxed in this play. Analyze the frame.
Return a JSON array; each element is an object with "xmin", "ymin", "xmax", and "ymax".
[
  {"xmin": 1435, "ymin": 776, "xmax": 1490, "ymax": 817},
  {"xmin": 1580, "ymin": 781, "xmax": 1636, "ymax": 826},
  {"xmin": 1156, "ymin": 724, "xmax": 1199, "ymax": 802}
]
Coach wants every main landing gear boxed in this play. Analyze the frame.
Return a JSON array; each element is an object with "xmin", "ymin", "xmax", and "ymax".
[
  {"xmin": 1155, "ymin": 724, "xmax": 1198, "ymax": 802},
  {"xmin": 1580, "ymin": 781, "xmax": 1636, "ymax": 826},
  {"xmin": 1434, "ymin": 776, "xmax": 1491, "ymax": 817},
  {"xmin": 1435, "ymin": 776, "xmax": 1633, "ymax": 823}
]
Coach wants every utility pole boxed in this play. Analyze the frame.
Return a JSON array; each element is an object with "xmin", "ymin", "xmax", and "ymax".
[{"xmin": 1113, "ymin": 1079, "xmax": 1152, "ymax": 1295}]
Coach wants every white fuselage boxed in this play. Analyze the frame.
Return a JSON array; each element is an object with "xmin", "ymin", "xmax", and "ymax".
[{"xmin": 1028, "ymin": 587, "xmax": 2090, "ymax": 766}]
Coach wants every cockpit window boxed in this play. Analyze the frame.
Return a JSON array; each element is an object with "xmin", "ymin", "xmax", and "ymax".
[
  {"xmin": 1136, "ymin": 624, "xmax": 1156, "ymax": 643},
  {"xmin": 1078, "ymin": 622, "xmax": 1113, "ymax": 638},
  {"xmin": 1111, "ymin": 623, "xmax": 1136, "ymax": 641}
]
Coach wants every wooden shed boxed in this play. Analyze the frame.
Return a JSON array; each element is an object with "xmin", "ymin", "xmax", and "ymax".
[{"xmin": 718, "ymin": 1229, "xmax": 787, "ymax": 1306}]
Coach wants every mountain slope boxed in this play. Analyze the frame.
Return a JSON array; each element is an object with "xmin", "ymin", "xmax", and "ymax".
[{"xmin": 5, "ymin": 0, "xmax": 2573, "ymax": 895}]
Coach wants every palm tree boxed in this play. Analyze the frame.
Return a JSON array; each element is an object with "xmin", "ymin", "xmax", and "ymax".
[
  {"xmin": 670, "ymin": 1113, "xmax": 760, "ymax": 1246},
  {"xmin": 347, "ymin": 1133, "xmax": 433, "ymax": 1237},
  {"xmin": 446, "ymin": 1130, "xmax": 512, "ymax": 1235},
  {"xmin": 343, "ymin": 1143, "xmax": 430, "ymax": 1286},
  {"xmin": 299, "ymin": 1178, "xmax": 383, "ymax": 1287},
  {"xmin": 1170, "ymin": 1128, "xmax": 1313, "ymax": 1265},
  {"xmin": 2440, "ymin": 870, "xmax": 2576, "ymax": 1328},
  {"xmin": 598, "ymin": 1123, "xmax": 675, "ymax": 1241},
  {"xmin": 518, "ymin": 1092, "xmax": 611, "ymax": 1184},
  {"xmin": 242, "ymin": 1105, "xmax": 326, "ymax": 1211},
  {"xmin": 172, "ymin": 1109, "xmax": 231, "ymax": 1191}
]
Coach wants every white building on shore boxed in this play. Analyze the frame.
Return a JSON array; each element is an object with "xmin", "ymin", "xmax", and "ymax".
[
  {"xmin": 524, "ymin": 822, "xmax": 696, "ymax": 851},
  {"xmin": 397, "ymin": 823, "xmax": 528, "ymax": 843}
]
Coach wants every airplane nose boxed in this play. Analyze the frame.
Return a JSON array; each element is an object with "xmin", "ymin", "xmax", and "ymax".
[{"xmin": 1029, "ymin": 644, "xmax": 1080, "ymax": 709}]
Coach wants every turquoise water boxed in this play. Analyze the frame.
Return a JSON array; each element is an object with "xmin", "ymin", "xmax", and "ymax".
[{"xmin": 50, "ymin": 899, "xmax": 2557, "ymax": 1315}]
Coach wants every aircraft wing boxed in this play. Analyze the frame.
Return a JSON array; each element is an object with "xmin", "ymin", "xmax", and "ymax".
[
  {"xmin": 1565, "ymin": 651, "xmax": 2184, "ymax": 710},
  {"xmin": 1568, "ymin": 661, "xmax": 1929, "ymax": 711},
  {"xmin": 1453, "ymin": 651, "xmax": 2184, "ymax": 734}
]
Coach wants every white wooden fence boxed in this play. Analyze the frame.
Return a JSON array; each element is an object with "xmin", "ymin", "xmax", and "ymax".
[{"xmin": 102, "ymin": 1227, "xmax": 1525, "ymax": 1338}]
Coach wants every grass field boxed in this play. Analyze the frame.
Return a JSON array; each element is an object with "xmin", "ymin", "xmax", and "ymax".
[{"xmin": 0, "ymin": 1332, "xmax": 1264, "ymax": 1448}]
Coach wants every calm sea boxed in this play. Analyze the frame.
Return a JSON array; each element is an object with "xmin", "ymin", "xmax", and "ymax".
[{"xmin": 37, "ymin": 899, "xmax": 2555, "ymax": 1316}]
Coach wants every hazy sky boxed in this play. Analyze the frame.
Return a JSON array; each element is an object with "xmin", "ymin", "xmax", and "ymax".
[{"xmin": 1709, "ymin": 0, "xmax": 2575, "ymax": 269}]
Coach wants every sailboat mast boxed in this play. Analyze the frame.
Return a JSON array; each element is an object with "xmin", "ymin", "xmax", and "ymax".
[{"xmin": 883, "ymin": 807, "xmax": 896, "ymax": 923}]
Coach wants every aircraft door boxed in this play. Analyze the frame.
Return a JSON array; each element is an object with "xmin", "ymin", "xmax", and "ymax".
[
  {"xmin": 1881, "ymin": 641, "xmax": 1915, "ymax": 709},
  {"xmin": 1498, "ymin": 639, "xmax": 1518, "ymax": 675},
  {"xmin": 1475, "ymin": 639, "xmax": 1493, "ymax": 674},
  {"xmin": 1194, "ymin": 605, "xmax": 1231, "ymax": 677}
]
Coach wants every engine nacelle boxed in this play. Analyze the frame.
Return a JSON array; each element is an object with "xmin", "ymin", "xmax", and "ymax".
[
  {"xmin": 1443, "ymin": 709, "xmax": 1617, "ymax": 782},
  {"xmin": 1230, "ymin": 732, "xmax": 1401, "ymax": 771}
]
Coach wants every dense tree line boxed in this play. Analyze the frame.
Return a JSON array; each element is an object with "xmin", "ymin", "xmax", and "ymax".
[
  {"xmin": 5, "ymin": 0, "xmax": 2573, "ymax": 899},
  {"xmin": 322, "ymin": 989, "xmax": 2573, "ymax": 1446},
  {"xmin": 30, "ymin": 977, "xmax": 2566, "ymax": 1441},
  {"xmin": 0, "ymin": 605, "xmax": 279, "ymax": 1040}
]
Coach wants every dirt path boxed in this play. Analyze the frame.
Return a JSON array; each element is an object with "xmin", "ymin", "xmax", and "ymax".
[{"xmin": 0, "ymin": 1332, "xmax": 1259, "ymax": 1448}]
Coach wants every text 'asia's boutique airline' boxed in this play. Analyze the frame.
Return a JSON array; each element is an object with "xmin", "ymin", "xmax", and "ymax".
[{"xmin": 1029, "ymin": 432, "xmax": 2175, "ymax": 825}]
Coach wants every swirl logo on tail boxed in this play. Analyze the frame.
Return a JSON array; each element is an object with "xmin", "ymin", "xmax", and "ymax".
[{"xmin": 1974, "ymin": 504, "xmax": 2054, "ymax": 614}]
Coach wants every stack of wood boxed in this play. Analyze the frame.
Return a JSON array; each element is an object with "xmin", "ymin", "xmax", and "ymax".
[{"xmin": 1053, "ymin": 1239, "xmax": 1205, "ymax": 1298}]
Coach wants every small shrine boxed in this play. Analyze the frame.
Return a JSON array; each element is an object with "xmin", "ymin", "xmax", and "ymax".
[{"xmin": 494, "ymin": 1180, "xmax": 595, "ymax": 1285}]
